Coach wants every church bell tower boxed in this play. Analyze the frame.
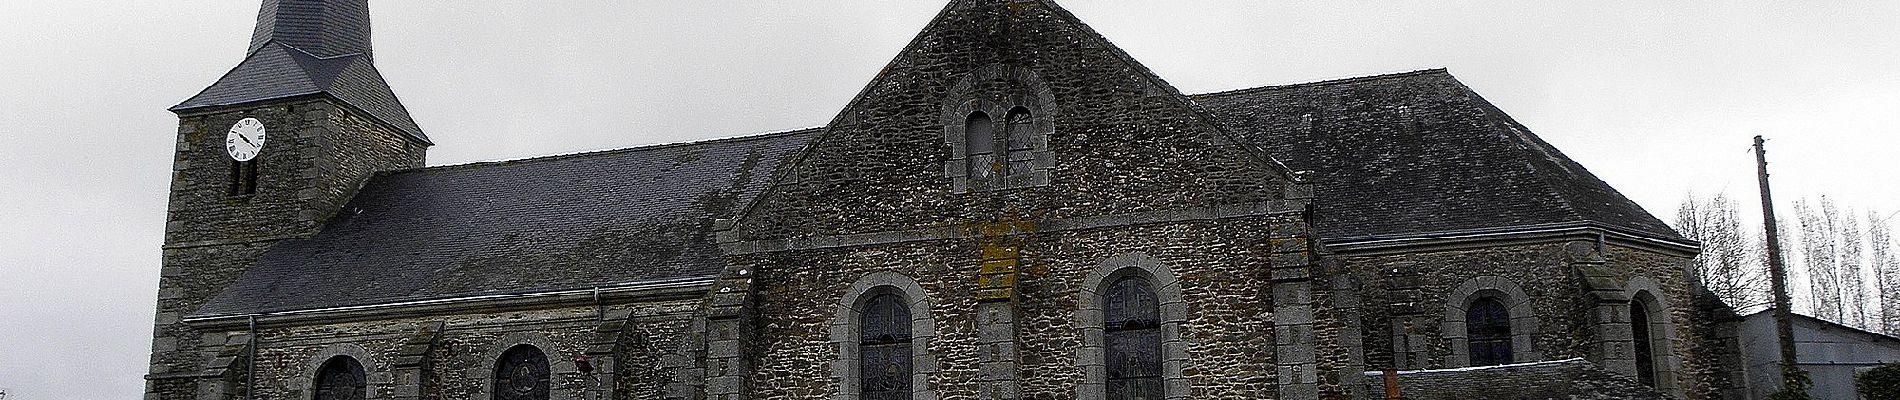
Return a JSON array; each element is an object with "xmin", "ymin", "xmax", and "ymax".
[{"xmin": 147, "ymin": 0, "xmax": 430, "ymax": 398}]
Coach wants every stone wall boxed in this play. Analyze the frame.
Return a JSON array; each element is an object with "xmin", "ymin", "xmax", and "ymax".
[
  {"xmin": 200, "ymin": 300, "xmax": 698, "ymax": 400},
  {"xmin": 1360, "ymin": 358, "xmax": 1668, "ymax": 400},
  {"xmin": 1341, "ymin": 239, "xmax": 1701, "ymax": 397},
  {"xmin": 706, "ymin": 2, "xmax": 1328, "ymax": 398},
  {"xmin": 725, "ymin": 211, "xmax": 1313, "ymax": 399}
]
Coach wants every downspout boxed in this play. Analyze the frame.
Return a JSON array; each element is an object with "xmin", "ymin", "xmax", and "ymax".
[
  {"xmin": 593, "ymin": 286, "xmax": 604, "ymax": 322},
  {"xmin": 247, "ymin": 315, "xmax": 257, "ymax": 400}
]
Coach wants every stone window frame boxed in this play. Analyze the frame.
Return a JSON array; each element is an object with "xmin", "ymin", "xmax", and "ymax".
[
  {"xmin": 942, "ymin": 64, "xmax": 1057, "ymax": 193},
  {"xmin": 1077, "ymin": 252, "xmax": 1188, "ymax": 400},
  {"xmin": 294, "ymin": 343, "xmax": 389, "ymax": 400},
  {"xmin": 830, "ymin": 271, "xmax": 941, "ymax": 400},
  {"xmin": 1625, "ymin": 276, "xmax": 1680, "ymax": 395},
  {"xmin": 474, "ymin": 332, "xmax": 576, "ymax": 400},
  {"xmin": 1442, "ymin": 276, "xmax": 1542, "ymax": 367}
]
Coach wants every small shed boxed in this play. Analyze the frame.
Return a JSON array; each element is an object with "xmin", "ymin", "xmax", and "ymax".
[{"xmin": 1736, "ymin": 310, "xmax": 1900, "ymax": 399}]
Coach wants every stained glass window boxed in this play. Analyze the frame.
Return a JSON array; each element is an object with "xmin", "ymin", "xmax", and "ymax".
[
  {"xmin": 1631, "ymin": 300, "xmax": 1657, "ymax": 386},
  {"xmin": 861, "ymin": 292, "xmax": 912, "ymax": 400},
  {"xmin": 494, "ymin": 345, "xmax": 550, "ymax": 400},
  {"xmin": 314, "ymin": 356, "xmax": 366, "ymax": 400},
  {"xmin": 1105, "ymin": 276, "xmax": 1161, "ymax": 400},
  {"xmin": 1466, "ymin": 297, "xmax": 1512, "ymax": 367}
]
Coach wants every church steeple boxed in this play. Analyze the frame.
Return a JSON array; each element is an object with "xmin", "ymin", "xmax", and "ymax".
[
  {"xmin": 148, "ymin": 2, "xmax": 430, "ymax": 398},
  {"xmin": 174, "ymin": 0, "xmax": 428, "ymax": 144},
  {"xmin": 248, "ymin": 0, "xmax": 374, "ymax": 59}
]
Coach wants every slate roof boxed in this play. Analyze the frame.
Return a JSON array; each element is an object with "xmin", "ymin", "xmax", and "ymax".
[
  {"xmin": 1193, "ymin": 69, "xmax": 1685, "ymax": 243},
  {"xmin": 248, "ymin": 0, "xmax": 373, "ymax": 59},
  {"xmin": 193, "ymin": 129, "xmax": 817, "ymax": 316},
  {"xmin": 174, "ymin": 0, "xmax": 428, "ymax": 143}
]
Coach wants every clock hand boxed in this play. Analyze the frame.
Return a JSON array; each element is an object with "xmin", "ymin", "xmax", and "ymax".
[{"xmin": 237, "ymin": 134, "xmax": 256, "ymax": 146}]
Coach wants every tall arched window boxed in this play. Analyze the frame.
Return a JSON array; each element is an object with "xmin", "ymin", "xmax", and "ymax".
[
  {"xmin": 1105, "ymin": 276, "xmax": 1162, "ymax": 399},
  {"xmin": 861, "ymin": 291, "xmax": 913, "ymax": 400},
  {"xmin": 1004, "ymin": 107, "xmax": 1035, "ymax": 177},
  {"xmin": 1631, "ymin": 299, "xmax": 1658, "ymax": 386},
  {"xmin": 965, "ymin": 111, "xmax": 997, "ymax": 181},
  {"xmin": 494, "ymin": 345, "xmax": 550, "ymax": 400},
  {"xmin": 314, "ymin": 356, "xmax": 367, "ymax": 400},
  {"xmin": 1466, "ymin": 297, "xmax": 1512, "ymax": 366}
]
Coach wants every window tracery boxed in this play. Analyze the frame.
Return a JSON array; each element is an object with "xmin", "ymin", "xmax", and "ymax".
[
  {"xmin": 494, "ymin": 345, "xmax": 550, "ymax": 400},
  {"xmin": 861, "ymin": 291, "xmax": 914, "ymax": 400},
  {"xmin": 314, "ymin": 356, "xmax": 367, "ymax": 400}
]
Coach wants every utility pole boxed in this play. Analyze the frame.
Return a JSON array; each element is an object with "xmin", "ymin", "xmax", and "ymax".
[{"xmin": 1755, "ymin": 135, "xmax": 1800, "ymax": 378}]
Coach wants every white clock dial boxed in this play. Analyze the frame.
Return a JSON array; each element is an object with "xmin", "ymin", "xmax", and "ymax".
[{"xmin": 225, "ymin": 118, "xmax": 267, "ymax": 161}]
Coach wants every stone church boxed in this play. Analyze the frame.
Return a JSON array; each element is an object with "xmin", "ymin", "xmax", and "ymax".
[{"xmin": 147, "ymin": 0, "xmax": 1727, "ymax": 399}]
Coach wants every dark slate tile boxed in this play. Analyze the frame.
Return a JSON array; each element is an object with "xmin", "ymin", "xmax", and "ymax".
[
  {"xmin": 1192, "ymin": 69, "xmax": 1683, "ymax": 243},
  {"xmin": 194, "ymin": 128, "xmax": 817, "ymax": 316}
]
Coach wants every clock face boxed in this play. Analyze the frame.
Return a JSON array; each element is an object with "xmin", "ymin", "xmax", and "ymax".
[{"xmin": 225, "ymin": 118, "xmax": 267, "ymax": 161}]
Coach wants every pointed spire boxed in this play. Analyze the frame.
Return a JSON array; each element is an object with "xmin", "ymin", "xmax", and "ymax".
[
  {"xmin": 176, "ymin": 0, "xmax": 427, "ymax": 144},
  {"xmin": 248, "ymin": 0, "xmax": 373, "ymax": 58}
]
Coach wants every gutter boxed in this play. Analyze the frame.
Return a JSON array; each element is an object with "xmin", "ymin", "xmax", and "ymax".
[{"xmin": 182, "ymin": 276, "xmax": 715, "ymax": 329}]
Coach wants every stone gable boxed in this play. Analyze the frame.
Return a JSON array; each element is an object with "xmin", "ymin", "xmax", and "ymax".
[{"xmin": 729, "ymin": 0, "xmax": 1302, "ymax": 241}]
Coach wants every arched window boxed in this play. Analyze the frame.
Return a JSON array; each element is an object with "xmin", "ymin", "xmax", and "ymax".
[
  {"xmin": 861, "ymin": 291, "xmax": 913, "ymax": 400},
  {"xmin": 965, "ymin": 111, "xmax": 996, "ymax": 181},
  {"xmin": 1631, "ymin": 299, "xmax": 1658, "ymax": 386},
  {"xmin": 1466, "ymin": 297, "xmax": 1512, "ymax": 366},
  {"xmin": 494, "ymin": 345, "xmax": 550, "ymax": 400},
  {"xmin": 1105, "ymin": 276, "xmax": 1162, "ymax": 399},
  {"xmin": 1004, "ymin": 107, "xmax": 1035, "ymax": 177},
  {"xmin": 314, "ymin": 356, "xmax": 367, "ymax": 400}
]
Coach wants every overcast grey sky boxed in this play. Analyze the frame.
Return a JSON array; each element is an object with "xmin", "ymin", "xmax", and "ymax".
[{"xmin": 2, "ymin": 1, "xmax": 1897, "ymax": 398}]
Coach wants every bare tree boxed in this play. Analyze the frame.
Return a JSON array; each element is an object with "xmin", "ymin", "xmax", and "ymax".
[
  {"xmin": 1841, "ymin": 209, "xmax": 1868, "ymax": 329},
  {"xmin": 1796, "ymin": 199, "xmax": 1842, "ymax": 321},
  {"xmin": 1872, "ymin": 209, "xmax": 1899, "ymax": 335},
  {"xmin": 1676, "ymin": 193, "xmax": 1765, "ymax": 309}
]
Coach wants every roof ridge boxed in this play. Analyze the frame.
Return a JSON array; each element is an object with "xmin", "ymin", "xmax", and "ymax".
[
  {"xmin": 1191, "ymin": 68, "xmax": 1451, "ymax": 99},
  {"xmin": 387, "ymin": 126, "xmax": 822, "ymax": 175}
]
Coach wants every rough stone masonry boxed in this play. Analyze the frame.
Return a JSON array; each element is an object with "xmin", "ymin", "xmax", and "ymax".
[{"xmin": 147, "ymin": 1, "xmax": 1732, "ymax": 399}]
